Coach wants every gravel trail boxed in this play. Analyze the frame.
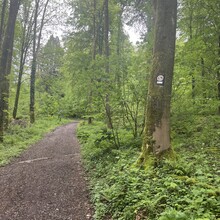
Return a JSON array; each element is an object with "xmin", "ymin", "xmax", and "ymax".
[{"xmin": 0, "ymin": 122, "xmax": 93, "ymax": 220}]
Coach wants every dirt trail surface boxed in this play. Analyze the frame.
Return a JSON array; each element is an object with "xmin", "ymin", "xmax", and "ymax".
[{"xmin": 0, "ymin": 122, "xmax": 93, "ymax": 220}]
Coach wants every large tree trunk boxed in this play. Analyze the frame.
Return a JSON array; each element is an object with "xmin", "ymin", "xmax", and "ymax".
[
  {"xmin": 0, "ymin": 0, "xmax": 20, "ymax": 142},
  {"xmin": 140, "ymin": 0, "xmax": 177, "ymax": 164}
]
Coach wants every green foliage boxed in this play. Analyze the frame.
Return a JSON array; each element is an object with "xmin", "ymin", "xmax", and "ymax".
[
  {"xmin": 78, "ymin": 120, "xmax": 220, "ymax": 220},
  {"xmin": 158, "ymin": 209, "xmax": 188, "ymax": 220},
  {"xmin": 36, "ymin": 35, "xmax": 65, "ymax": 117},
  {"xmin": 172, "ymin": 112, "xmax": 220, "ymax": 149},
  {"xmin": 0, "ymin": 117, "xmax": 71, "ymax": 166},
  {"xmin": 3, "ymin": 0, "xmax": 220, "ymax": 219}
]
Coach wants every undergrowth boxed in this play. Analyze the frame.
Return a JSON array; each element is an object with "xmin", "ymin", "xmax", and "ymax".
[
  {"xmin": 77, "ymin": 118, "xmax": 220, "ymax": 220},
  {"xmin": 0, "ymin": 117, "xmax": 71, "ymax": 166}
]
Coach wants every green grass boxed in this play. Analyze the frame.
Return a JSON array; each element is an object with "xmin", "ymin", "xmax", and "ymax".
[
  {"xmin": 0, "ymin": 117, "xmax": 72, "ymax": 166},
  {"xmin": 77, "ymin": 118, "xmax": 220, "ymax": 220}
]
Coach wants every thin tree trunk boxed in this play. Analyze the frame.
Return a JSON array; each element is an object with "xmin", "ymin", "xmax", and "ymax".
[
  {"xmin": 104, "ymin": 0, "xmax": 109, "ymax": 67},
  {"xmin": 192, "ymin": 75, "xmax": 195, "ymax": 100},
  {"xmin": 13, "ymin": 46, "xmax": 27, "ymax": 119},
  {"xmin": 201, "ymin": 57, "xmax": 206, "ymax": 100},
  {"xmin": 115, "ymin": 6, "xmax": 124, "ymax": 90},
  {"xmin": 188, "ymin": 7, "xmax": 196, "ymax": 102},
  {"xmin": 3, "ymin": 43, "xmax": 13, "ymax": 129},
  {"xmin": 104, "ymin": 0, "xmax": 113, "ymax": 129},
  {"xmin": 218, "ymin": 35, "xmax": 220, "ymax": 114},
  {"xmin": 30, "ymin": 0, "xmax": 38, "ymax": 124},
  {"xmin": 98, "ymin": 3, "xmax": 105, "ymax": 55},
  {"xmin": 87, "ymin": 0, "xmax": 97, "ymax": 124},
  {"xmin": 30, "ymin": 0, "xmax": 50, "ymax": 124},
  {"xmin": 13, "ymin": 2, "xmax": 34, "ymax": 119},
  {"xmin": 92, "ymin": 0, "xmax": 97, "ymax": 61}
]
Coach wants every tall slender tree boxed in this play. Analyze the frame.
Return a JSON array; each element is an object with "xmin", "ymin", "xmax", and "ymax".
[
  {"xmin": 13, "ymin": 0, "xmax": 34, "ymax": 119},
  {"xmin": 30, "ymin": 0, "xmax": 50, "ymax": 124},
  {"xmin": 103, "ymin": 0, "xmax": 113, "ymax": 129},
  {"xmin": 218, "ymin": 35, "xmax": 220, "ymax": 114}
]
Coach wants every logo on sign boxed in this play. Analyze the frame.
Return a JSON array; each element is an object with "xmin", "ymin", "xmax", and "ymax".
[{"xmin": 156, "ymin": 75, "xmax": 164, "ymax": 85}]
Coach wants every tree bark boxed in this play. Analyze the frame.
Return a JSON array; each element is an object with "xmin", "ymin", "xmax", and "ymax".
[
  {"xmin": 30, "ymin": 0, "xmax": 38, "ymax": 124},
  {"xmin": 104, "ymin": 0, "xmax": 109, "ymax": 65},
  {"xmin": 30, "ymin": 0, "xmax": 50, "ymax": 124},
  {"xmin": 3, "ymin": 42, "xmax": 13, "ymax": 129},
  {"xmin": 13, "ymin": 41, "xmax": 29, "ymax": 119},
  {"xmin": 87, "ymin": 0, "xmax": 97, "ymax": 125},
  {"xmin": 98, "ymin": 3, "xmax": 105, "ymax": 55},
  {"xmin": 104, "ymin": 0, "xmax": 113, "ymax": 129},
  {"xmin": 140, "ymin": 0, "xmax": 177, "ymax": 163},
  {"xmin": 201, "ymin": 57, "xmax": 206, "ymax": 100},
  {"xmin": 0, "ymin": 0, "xmax": 8, "ymax": 47},
  {"xmin": 188, "ymin": 7, "xmax": 196, "ymax": 102},
  {"xmin": 0, "ymin": 0, "xmax": 20, "ymax": 141},
  {"xmin": 92, "ymin": 0, "xmax": 97, "ymax": 61},
  {"xmin": 13, "ymin": 2, "xmax": 33, "ymax": 119}
]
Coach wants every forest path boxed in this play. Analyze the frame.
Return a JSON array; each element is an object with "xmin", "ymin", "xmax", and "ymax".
[{"xmin": 0, "ymin": 122, "xmax": 93, "ymax": 220}]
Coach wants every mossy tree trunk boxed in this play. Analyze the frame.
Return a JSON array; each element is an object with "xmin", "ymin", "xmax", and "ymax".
[{"xmin": 140, "ymin": 0, "xmax": 177, "ymax": 165}]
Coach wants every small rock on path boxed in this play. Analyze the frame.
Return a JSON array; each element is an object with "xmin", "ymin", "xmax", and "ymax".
[{"xmin": 0, "ymin": 122, "xmax": 93, "ymax": 220}]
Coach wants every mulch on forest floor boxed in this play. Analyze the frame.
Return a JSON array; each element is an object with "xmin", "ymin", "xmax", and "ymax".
[{"xmin": 0, "ymin": 122, "xmax": 93, "ymax": 220}]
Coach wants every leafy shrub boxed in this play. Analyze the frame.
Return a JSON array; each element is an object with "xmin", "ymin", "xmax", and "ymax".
[{"xmin": 159, "ymin": 209, "xmax": 188, "ymax": 220}]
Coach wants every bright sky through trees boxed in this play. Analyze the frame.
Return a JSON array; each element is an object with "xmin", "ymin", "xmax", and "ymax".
[{"xmin": 124, "ymin": 24, "xmax": 141, "ymax": 44}]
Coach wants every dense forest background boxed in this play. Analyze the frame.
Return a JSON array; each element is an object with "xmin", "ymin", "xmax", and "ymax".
[{"xmin": 0, "ymin": 0, "xmax": 219, "ymax": 219}]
